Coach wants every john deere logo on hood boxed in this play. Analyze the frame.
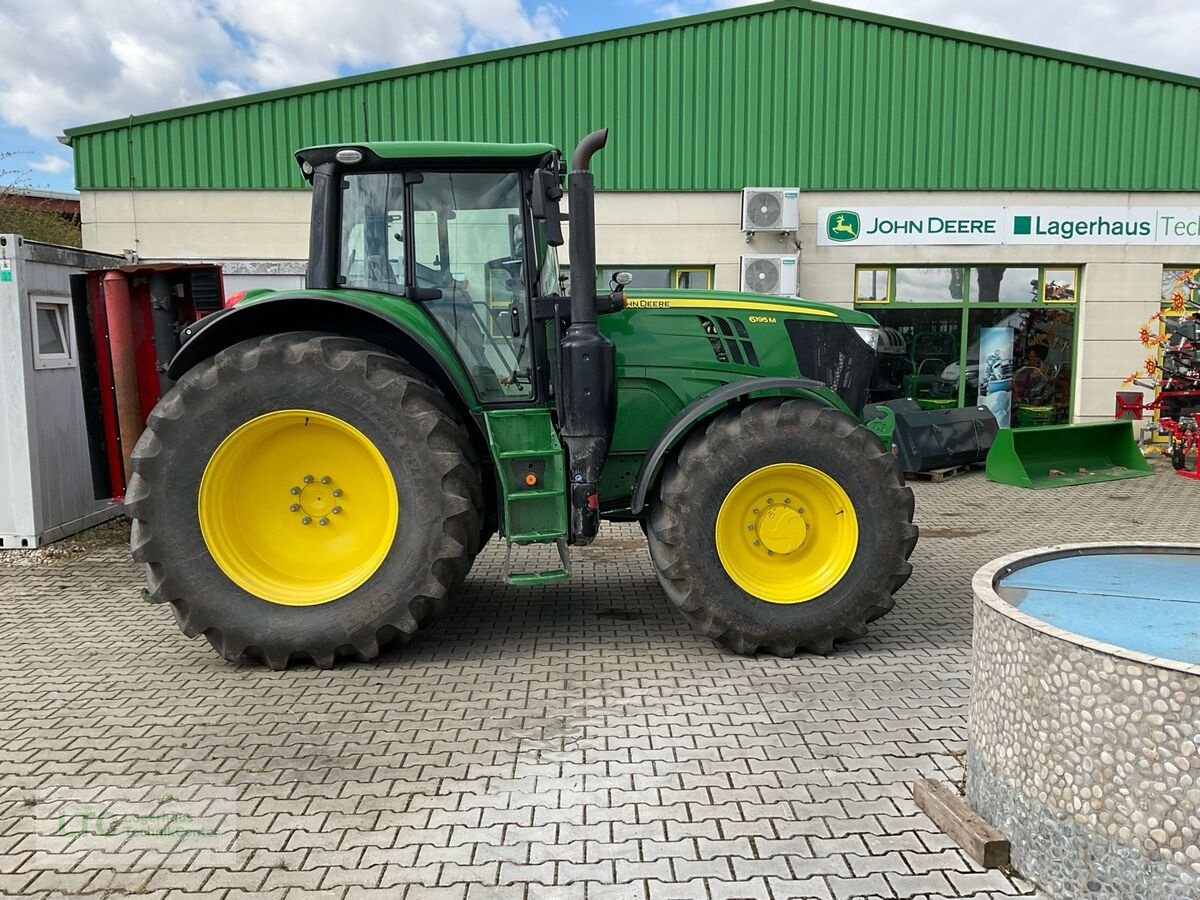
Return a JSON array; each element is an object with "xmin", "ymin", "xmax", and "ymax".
[{"xmin": 827, "ymin": 211, "xmax": 860, "ymax": 242}]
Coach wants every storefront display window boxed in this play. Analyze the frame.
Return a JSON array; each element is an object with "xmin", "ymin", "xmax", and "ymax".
[
  {"xmin": 857, "ymin": 264, "xmax": 1081, "ymax": 425},
  {"xmin": 869, "ymin": 309, "xmax": 963, "ymax": 409},
  {"xmin": 967, "ymin": 308, "xmax": 1075, "ymax": 426}
]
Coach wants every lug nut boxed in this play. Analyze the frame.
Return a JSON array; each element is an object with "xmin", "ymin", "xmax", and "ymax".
[
  {"xmin": 303, "ymin": 475, "xmax": 314, "ymax": 484},
  {"xmin": 752, "ymin": 508, "xmax": 759, "ymax": 514},
  {"xmin": 747, "ymin": 525, "xmax": 754, "ymax": 531},
  {"xmin": 767, "ymin": 549, "xmax": 774, "ymax": 556},
  {"xmin": 319, "ymin": 517, "xmax": 329, "ymax": 526},
  {"xmin": 332, "ymin": 507, "xmax": 342, "ymax": 515},
  {"xmin": 289, "ymin": 504, "xmax": 300, "ymax": 512},
  {"xmin": 753, "ymin": 540, "xmax": 760, "ymax": 546},
  {"xmin": 784, "ymin": 497, "xmax": 791, "ymax": 504},
  {"xmin": 301, "ymin": 516, "xmax": 312, "ymax": 525},
  {"xmin": 332, "ymin": 488, "xmax": 343, "ymax": 497},
  {"xmin": 321, "ymin": 476, "xmax": 331, "ymax": 484},
  {"xmin": 290, "ymin": 486, "xmax": 300, "ymax": 495},
  {"xmin": 767, "ymin": 497, "xmax": 773, "ymax": 504}
]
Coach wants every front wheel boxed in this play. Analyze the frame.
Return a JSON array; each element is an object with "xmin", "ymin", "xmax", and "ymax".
[
  {"xmin": 126, "ymin": 332, "xmax": 482, "ymax": 669},
  {"xmin": 647, "ymin": 399, "xmax": 917, "ymax": 656}
]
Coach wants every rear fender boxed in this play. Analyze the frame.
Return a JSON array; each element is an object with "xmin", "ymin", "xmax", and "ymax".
[
  {"xmin": 629, "ymin": 377, "xmax": 841, "ymax": 515},
  {"xmin": 168, "ymin": 292, "xmax": 479, "ymax": 413}
]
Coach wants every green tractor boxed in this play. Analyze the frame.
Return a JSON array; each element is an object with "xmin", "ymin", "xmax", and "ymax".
[{"xmin": 128, "ymin": 129, "xmax": 917, "ymax": 668}]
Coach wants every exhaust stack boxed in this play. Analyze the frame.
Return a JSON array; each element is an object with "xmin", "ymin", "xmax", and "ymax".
[{"xmin": 559, "ymin": 128, "xmax": 616, "ymax": 545}]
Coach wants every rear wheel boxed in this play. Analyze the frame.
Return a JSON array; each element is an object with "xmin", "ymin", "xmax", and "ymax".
[
  {"xmin": 126, "ymin": 332, "xmax": 482, "ymax": 669},
  {"xmin": 647, "ymin": 398, "xmax": 916, "ymax": 656}
]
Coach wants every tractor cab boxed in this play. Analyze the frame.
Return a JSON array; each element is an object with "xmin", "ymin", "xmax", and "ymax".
[{"xmin": 297, "ymin": 142, "xmax": 564, "ymax": 404}]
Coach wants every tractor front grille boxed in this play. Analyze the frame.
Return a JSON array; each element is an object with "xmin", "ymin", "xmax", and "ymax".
[
  {"xmin": 698, "ymin": 316, "xmax": 759, "ymax": 368},
  {"xmin": 784, "ymin": 319, "xmax": 876, "ymax": 413}
]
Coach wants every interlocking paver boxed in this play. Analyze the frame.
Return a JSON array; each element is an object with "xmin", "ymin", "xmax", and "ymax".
[{"xmin": 2, "ymin": 467, "xmax": 1162, "ymax": 900}]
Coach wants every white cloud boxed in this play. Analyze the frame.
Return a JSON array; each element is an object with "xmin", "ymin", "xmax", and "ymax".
[
  {"xmin": 0, "ymin": 0, "xmax": 564, "ymax": 139},
  {"xmin": 819, "ymin": 1, "xmax": 1200, "ymax": 78},
  {"xmin": 28, "ymin": 154, "xmax": 70, "ymax": 174},
  {"xmin": 660, "ymin": 0, "xmax": 1200, "ymax": 77}
]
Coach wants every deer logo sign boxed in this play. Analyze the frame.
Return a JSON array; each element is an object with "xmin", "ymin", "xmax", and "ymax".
[{"xmin": 826, "ymin": 211, "xmax": 861, "ymax": 242}]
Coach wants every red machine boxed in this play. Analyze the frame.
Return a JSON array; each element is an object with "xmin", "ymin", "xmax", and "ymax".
[
  {"xmin": 75, "ymin": 264, "xmax": 224, "ymax": 501},
  {"xmin": 1116, "ymin": 302, "xmax": 1200, "ymax": 480}
]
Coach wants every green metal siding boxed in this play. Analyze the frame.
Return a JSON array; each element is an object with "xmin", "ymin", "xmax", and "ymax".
[{"xmin": 66, "ymin": 1, "xmax": 1200, "ymax": 192}]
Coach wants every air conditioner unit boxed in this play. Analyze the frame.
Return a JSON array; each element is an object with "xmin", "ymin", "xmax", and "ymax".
[
  {"xmin": 741, "ymin": 254, "xmax": 798, "ymax": 295},
  {"xmin": 741, "ymin": 187, "xmax": 800, "ymax": 233}
]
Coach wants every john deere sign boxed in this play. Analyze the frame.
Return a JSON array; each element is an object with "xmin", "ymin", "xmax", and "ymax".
[{"xmin": 816, "ymin": 206, "xmax": 1200, "ymax": 246}]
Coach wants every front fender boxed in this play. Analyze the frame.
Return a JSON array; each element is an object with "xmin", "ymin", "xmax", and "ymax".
[
  {"xmin": 169, "ymin": 291, "xmax": 480, "ymax": 412},
  {"xmin": 628, "ymin": 377, "xmax": 843, "ymax": 515}
]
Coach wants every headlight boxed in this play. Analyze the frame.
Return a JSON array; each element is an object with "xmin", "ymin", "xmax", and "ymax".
[{"xmin": 852, "ymin": 325, "xmax": 880, "ymax": 351}]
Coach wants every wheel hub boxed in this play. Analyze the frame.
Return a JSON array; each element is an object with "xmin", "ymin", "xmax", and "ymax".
[
  {"xmin": 295, "ymin": 478, "xmax": 340, "ymax": 522},
  {"xmin": 754, "ymin": 502, "xmax": 806, "ymax": 555},
  {"xmin": 714, "ymin": 463, "xmax": 859, "ymax": 604}
]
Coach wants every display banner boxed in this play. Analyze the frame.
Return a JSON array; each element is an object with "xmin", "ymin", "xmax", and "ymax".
[
  {"xmin": 816, "ymin": 206, "xmax": 1200, "ymax": 246},
  {"xmin": 977, "ymin": 327, "xmax": 1015, "ymax": 429}
]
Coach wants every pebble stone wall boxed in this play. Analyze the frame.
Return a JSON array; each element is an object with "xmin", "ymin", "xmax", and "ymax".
[{"xmin": 967, "ymin": 545, "xmax": 1200, "ymax": 900}]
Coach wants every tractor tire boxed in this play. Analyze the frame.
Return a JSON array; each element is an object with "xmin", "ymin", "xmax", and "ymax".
[
  {"xmin": 126, "ymin": 332, "xmax": 482, "ymax": 669},
  {"xmin": 1172, "ymin": 446, "xmax": 1187, "ymax": 470},
  {"xmin": 646, "ymin": 398, "xmax": 916, "ymax": 656}
]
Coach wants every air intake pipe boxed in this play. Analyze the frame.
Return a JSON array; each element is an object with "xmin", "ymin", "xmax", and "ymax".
[{"xmin": 559, "ymin": 128, "xmax": 616, "ymax": 545}]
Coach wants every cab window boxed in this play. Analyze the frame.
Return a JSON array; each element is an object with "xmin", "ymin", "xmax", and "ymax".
[{"xmin": 411, "ymin": 171, "xmax": 532, "ymax": 402}]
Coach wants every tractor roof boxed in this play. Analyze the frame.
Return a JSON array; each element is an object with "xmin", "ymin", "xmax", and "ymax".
[{"xmin": 295, "ymin": 141, "xmax": 558, "ymax": 173}]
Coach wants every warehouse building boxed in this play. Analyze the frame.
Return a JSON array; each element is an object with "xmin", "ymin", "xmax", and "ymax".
[{"xmin": 62, "ymin": 0, "xmax": 1200, "ymax": 424}]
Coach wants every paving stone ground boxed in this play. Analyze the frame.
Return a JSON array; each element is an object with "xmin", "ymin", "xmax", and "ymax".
[{"xmin": 2, "ymin": 462, "xmax": 1195, "ymax": 900}]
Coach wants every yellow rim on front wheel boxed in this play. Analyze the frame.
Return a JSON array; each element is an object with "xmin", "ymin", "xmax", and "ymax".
[
  {"xmin": 198, "ymin": 410, "xmax": 399, "ymax": 606},
  {"xmin": 714, "ymin": 463, "xmax": 858, "ymax": 604}
]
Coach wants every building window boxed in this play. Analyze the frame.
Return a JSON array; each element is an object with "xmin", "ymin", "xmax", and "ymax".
[
  {"xmin": 969, "ymin": 266, "xmax": 1039, "ymax": 303},
  {"xmin": 1042, "ymin": 268, "xmax": 1079, "ymax": 304},
  {"xmin": 895, "ymin": 267, "xmax": 966, "ymax": 303},
  {"xmin": 598, "ymin": 266, "xmax": 714, "ymax": 290},
  {"xmin": 674, "ymin": 268, "xmax": 713, "ymax": 290},
  {"xmin": 862, "ymin": 265, "xmax": 1079, "ymax": 306},
  {"xmin": 855, "ymin": 265, "xmax": 1081, "ymax": 426},
  {"xmin": 855, "ymin": 268, "xmax": 890, "ymax": 303},
  {"xmin": 32, "ymin": 294, "xmax": 74, "ymax": 369}
]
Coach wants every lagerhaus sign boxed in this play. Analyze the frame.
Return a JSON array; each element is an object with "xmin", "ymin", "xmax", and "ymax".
[{"xmin": 816, "ymin": 206, "xmax": 1200, "ymax": 246}]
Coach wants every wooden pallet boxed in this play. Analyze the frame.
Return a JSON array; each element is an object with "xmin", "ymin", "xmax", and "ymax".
[{"xmin": 904, "ymin": 461, "xmax": 986, "ymax": 483}]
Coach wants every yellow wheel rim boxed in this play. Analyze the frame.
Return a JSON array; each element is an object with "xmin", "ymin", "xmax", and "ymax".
[
  {"xmin": 714, "ymin": 463, "xmax": 858, "ymax": 604},
  {"xmin": 198, "ymin": 410, "xmax": 398, "ymax": 606}
]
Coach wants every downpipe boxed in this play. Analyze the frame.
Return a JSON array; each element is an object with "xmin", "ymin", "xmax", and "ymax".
[{"xmin": 560, "ymin": 128, "xmax": 616, "ymax": 545}]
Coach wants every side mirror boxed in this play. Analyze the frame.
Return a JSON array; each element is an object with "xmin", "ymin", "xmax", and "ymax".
[{"xmin": 531, "ymin": 167, "xmax": 564, "ymax": 247}]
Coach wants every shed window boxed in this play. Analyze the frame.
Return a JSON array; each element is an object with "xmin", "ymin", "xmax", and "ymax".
[{"xmin": 31, "ymin": 295, "xmax": 74, "ymax": 369}]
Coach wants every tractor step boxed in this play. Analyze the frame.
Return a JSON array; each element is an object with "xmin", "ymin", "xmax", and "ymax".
[
  {"xmin": 503, "ymin": 538, "xmax": 572, "ymax": 586},
  {"xmin": 507, "ymin": 569, "xmax": 571, "ymax": 586}
]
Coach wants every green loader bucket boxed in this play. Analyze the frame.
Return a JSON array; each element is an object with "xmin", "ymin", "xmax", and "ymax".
[{"xmin": 985, "ymin": 421, "xmax": 1153, "ymax": 489}]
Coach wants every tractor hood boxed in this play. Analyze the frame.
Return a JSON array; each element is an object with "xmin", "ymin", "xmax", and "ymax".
[
  {"xmin": 608, "ymin": 289, "xmax": 882, "ymax": 415},
  {"xmin": 620, "ymin": 288, "xmax": 880, "ymax": 328}
]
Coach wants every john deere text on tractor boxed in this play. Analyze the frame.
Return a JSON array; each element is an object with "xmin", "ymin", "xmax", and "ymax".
[{"xmin": 127, "ymin": 130, "xmax": 918, "ymax": 668}]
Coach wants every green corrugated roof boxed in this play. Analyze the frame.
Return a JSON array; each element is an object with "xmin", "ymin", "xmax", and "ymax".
[{"xmin": 65, "ymin": 0, "xmax": 1200, "ymax": 192}]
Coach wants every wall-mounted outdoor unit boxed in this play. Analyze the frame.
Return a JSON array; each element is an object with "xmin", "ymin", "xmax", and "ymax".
[
  {"xmin": 0, "ymin": 236, "xmax": 125, "ymax": 548},
  {"xmin": 741, "ymin": 254, "xmax": 798, "ymax": 295},
  {"xmin": 741, "ymin": 187, "xmax": 800, "ymax": 234}
]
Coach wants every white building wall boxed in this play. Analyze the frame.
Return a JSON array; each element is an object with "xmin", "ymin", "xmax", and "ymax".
[{"xmin": 81, "ymin": 187, "xmax": 1200, "ymax": 423}]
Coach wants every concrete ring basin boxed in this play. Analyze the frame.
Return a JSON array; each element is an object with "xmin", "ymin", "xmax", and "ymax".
[{"xmin": 967, "ymin": 543, "xmax": 1200, "ymax": 900}]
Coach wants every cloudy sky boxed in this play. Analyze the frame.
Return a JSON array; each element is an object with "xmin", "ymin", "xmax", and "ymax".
[{"xmin": 0, "ymin": 0, "xmax": 1194, "ymax": 193}]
